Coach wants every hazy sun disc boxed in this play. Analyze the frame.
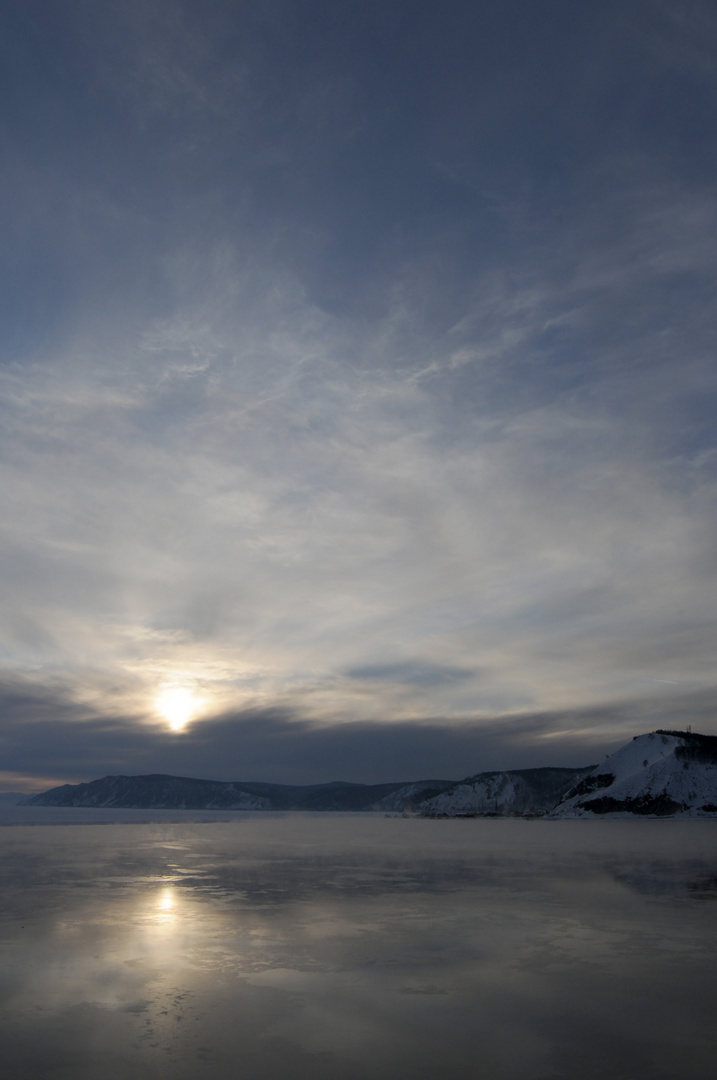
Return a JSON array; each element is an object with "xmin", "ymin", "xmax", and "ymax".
[{"xmin": 155, "ymin": 687, "xmax": 199, "ymax": 731}]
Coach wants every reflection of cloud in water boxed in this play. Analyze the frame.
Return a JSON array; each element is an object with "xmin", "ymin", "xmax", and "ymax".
[
  {"xmin": 0, "ymin": 819, "xmax": 717, "ymax": 1079},
  {"xmin": 688, "ymin": 874, "xmax": 717, "ymax": 898}
]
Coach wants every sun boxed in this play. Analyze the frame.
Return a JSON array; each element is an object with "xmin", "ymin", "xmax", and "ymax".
[{"xmin": 154, "ymin": 686, "xmax": 201, "ymax": 732}]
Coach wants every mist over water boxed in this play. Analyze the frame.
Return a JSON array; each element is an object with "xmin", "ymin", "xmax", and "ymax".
[{"xmin": 1, "ymin": 815, "xmax": 716, "ymax": 1080}]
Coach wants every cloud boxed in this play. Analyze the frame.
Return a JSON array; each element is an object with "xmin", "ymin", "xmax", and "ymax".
[
  {"xmin": 1, "ymin": 2, "xmax": 716, "ymax": 785},
  {"xmin": 3, "ymin": 675, "xmax": 717, "ymax": 791},
  {"xmin": 1, "ymin": 210, "xmax": 716, "ymax": 744},
  {"xmin": 345, "ymin": 662, "xmax": 476, "ymax": 687}
]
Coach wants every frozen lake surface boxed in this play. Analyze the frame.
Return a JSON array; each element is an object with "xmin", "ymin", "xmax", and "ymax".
[{"xmin": 0, "ymin": 812, "xmax": 716, "ymax": 1079}]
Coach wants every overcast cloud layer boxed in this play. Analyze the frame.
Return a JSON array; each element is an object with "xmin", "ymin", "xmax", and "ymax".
[{"xmin": 2, "ymin": 0, "xmax": 717, "ymax": 788}]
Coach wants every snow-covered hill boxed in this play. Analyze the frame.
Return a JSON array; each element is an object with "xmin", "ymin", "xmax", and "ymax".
[
  {"xmin": 418, "ymin": 767, "xmax": 592, "ymax": 817},
  {"xmin": 372, "ymin": 780, "xmax": 455, "ymax": 812},
  {"xmin": 26, "ymin": 773, "xmax": 446, "ymax": 812},
  {"xmin": 551, "ymin": 730, "xmax": 717, "ymax": 817},
  {"xmin": 28, "ymin": 774, "xmax": 272, "ymax": 810}
]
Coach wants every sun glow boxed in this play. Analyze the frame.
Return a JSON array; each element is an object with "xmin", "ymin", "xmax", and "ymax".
[{"xmin": 154, "ymin": 685, "xmax": 205, "ymax": 731}]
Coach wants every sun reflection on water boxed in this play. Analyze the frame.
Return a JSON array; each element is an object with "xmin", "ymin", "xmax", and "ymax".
[{"xmin": 155, "ymin": 885, "xmax": 176, "ymax": 922}]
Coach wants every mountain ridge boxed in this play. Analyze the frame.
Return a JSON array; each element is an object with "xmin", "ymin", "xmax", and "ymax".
[
  {"xmin": 26, "ymin": 730, "xmax": 717, "ymax": 817},
  {"xmin": 26, "ymin": 773, "xmax": 458, "ymax": 813}
]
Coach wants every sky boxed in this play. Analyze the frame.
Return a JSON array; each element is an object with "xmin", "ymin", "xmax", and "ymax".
[{"xmin": 2, "ymin": 0, "xmax": 717, "ymax": 790}]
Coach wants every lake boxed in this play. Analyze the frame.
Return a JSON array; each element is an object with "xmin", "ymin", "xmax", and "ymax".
[{"xmin": 0, "ymin": 812, "xmax": 716, "ymax": 1079}]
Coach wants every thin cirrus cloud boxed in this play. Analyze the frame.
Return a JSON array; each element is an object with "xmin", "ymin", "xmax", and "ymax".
[{"xmin": 0, "ymin": 0, "xmax": 716, "ymax": 787}]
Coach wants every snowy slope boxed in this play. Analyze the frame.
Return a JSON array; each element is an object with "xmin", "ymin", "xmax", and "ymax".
[
  {"xmin": 373, "ymin": 780, "xmax": 455, "ymax": 812},
  {"xmin": 28, "ymin": 775, "xmax": 273, "ymax": 810},
  {"xmin": 551, "ymin": 731, "xmax": 717, "ymax": 817},
  {"xmin": 418, "ymin": 767, "xmax": 591, "ymax": 817}
]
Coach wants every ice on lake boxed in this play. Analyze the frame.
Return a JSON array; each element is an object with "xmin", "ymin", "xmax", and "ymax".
[{"xmin": 1, "ymin": 811, "xmax": 716, "ymax": 1080}]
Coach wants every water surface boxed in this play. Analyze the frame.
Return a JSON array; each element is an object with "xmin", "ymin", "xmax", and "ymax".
[{"xmin": 1, "ymin": 814, "xmax": 716, "ymax": 1079}]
